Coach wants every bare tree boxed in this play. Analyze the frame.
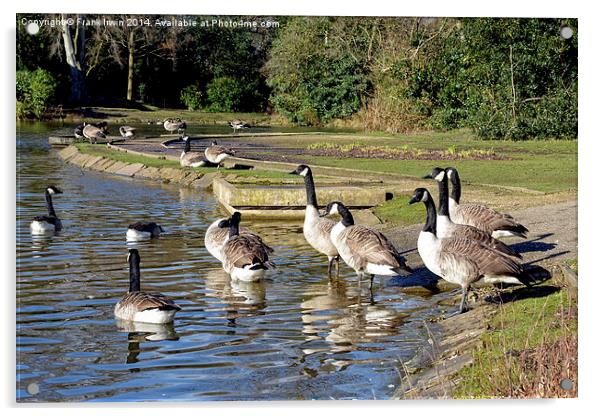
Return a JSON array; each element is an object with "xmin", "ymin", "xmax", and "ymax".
[{"xmin": 61, "ymin": 14, "xmax": 86, "ymax": 102}]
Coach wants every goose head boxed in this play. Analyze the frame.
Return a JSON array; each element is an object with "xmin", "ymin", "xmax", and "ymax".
[
  {"xmin": 46, "ymin": 185, "xmax": 63, "ymax": 195},
  {"xmin": 409, "ymin": 188, "xmax": 431, "ymax": 205},
  {"xmin": 289, "ymin": 164, "xmax": 310, "ymax": 177},
  {"xmin": 445, "ymin": 167, "xmax": 459, "ymax": 180},
  {"xmin": 320, "ymin": 201, "xmax": 343, "ymax": 217},
  {"xmin": 423, "ymin": 167, "xmax": 446, "ymax": 182}
]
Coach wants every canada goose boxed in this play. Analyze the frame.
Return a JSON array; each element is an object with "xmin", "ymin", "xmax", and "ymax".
[
  {"xmin": 289, "ymin": 164, "xmax": 340, "ymax": 276},
  {"xmin": 30, "ymin": 185, "xmax": 63, "ymax": 234},
  {"xmin": 83, "ymin": 123, "xmax": 106, "ymax": 144},
  {"xmin": 228, "ymin": 119, "xmax": 249, "ymax": 133},
  {"xmin": 219, "ymin": 212, "xmax": 275, "ymax": 282},
  {"xmin": 424, "ymin": 167, "xmax": 521, "ymax": 259},
  {"xmin": 445, "ymin": 167, "xmax": 529, "ymax": 239},
  {"xmin": 205, "ymin": 218, "xmax": 273, "ymax": 263},
  {"xmin": 163, "ymin": 118, "xmax": 187, "ymax": 134},
  {"xmin": 114, "ymin": 249, "xmax": 181, "ymax": 323},
  {"xmin": 409, "ymin": 188, "xmax": 525, "ymax": 314},
  {"xmin": 179, "ymin": 136, "xmax": 207, "ymax": 168},
  {"xmin": 204, "ymin": 141, "xmax": 235, "ymax": 167},
  {"xmin": 119, "ymin": 126, "xmax": 136, "ymax": 138},
  {"xmin": 321, "ymin": 201, "xmax": 413, "ymax": 290},
  {"xmin": 126, "ymin": 221, "xmax": 164, "ymax": 241}
]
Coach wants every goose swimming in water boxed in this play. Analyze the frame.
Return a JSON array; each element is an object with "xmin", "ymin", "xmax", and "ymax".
[
  {"xmin": 114, "ymin": 249, "xmax": 181, "ymax": 324},
  {"xmin": 409, "ymin": 188, "xmax": 526, "ymax": 314},
  {"xmin": 321, "ymin": 201, "xmax": 413, "ymax": 290},
  {"xmin": 119, "ymin": 126, "xmax": 136, "ymax": 138},
  {"xmin": 126, "ymin": 221, "xmax": 164, "ymax": 241},
  {"xmin": 163, "ymin": 118, "xmax": 187, "ymax": 134},
  {"xmin": 290, "ymin": 165, "xmax": 340, "ymax": 276},
  {"xmin": 445, "ymin": 167, "xmax": 529, "ymax": 239},
  {"xmin": 205, "ymin": 218, "xmax": 273, "ymax": 263},
  {"xmin": 219, "ymin": 212, "xmax": 275, "ymax": 282},
  {"xmin": 179, "ymin": 136, "xmax": 207, "ymax": 168},
  {"xmin": 30, "ymin": 185, "xmax": 63, "ymax": 234},
  {"xmin": 423, "ymin": 167, "xmax": 521, "ymax": 259},
  {"xmin": 204, "ymin": 141, "xmax": 235, "ymax": 167}
]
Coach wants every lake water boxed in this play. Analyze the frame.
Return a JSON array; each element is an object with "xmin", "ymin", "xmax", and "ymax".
[{"xmin": 16, "ymin": 122, "xmax": 449, "ymax": 402}]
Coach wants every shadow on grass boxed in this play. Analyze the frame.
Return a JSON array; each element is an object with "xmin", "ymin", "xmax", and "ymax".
[{"xmin": 485, "ymin": 284, "xmax": 561, "ymax": 305}]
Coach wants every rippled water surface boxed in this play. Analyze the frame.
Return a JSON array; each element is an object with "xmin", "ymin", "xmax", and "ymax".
[{"xmin": 16, "ymin": 123, "xmax": 448, "ymax": 402}]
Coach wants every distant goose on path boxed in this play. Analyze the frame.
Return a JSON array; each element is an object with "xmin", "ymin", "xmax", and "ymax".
[
  {"xmin": 126, "ymin": 221, "xmax": 164, "ymax": 241},
  {"xmin": 205, "ymin": 218, "xmax": 273, "ymax": 263},
  {"xmin": 204, "ymin": 141, "xmax": 236, "ymax": 167},
  {"xmin": 30, "ymin": 185, "xmax": 63, "ymax": 234},
  {"xmin": 424, "ymin": 167, "xmax": 521, "ymax": 259},
  {"xmin": 409, "ymin": 188, "xmax": 525, "ymax": 314},
  {"xmin": 179, "ymin": 136, "xmax": 207, "ymax": 168},
  {"xmin": 119, "ymin": 126, "xmax": 137, "ymax": 138},
  {"xmin": 321, "ymin": 201, "xmax": 413, "ymax": 290},
  {"xmin": 219, "ymin": 212, "xmax": 275, "ymax": 282},
  {"xmin": 445, "ymin": 167, "xmax": 529, "ymax": 239},
  {"xmin": 83, "ymin": 123, "xmax": 106, "ymax": 144},
  {"xmin": 290, "ymin": 164, "xmax": 340, "ymax": 276},
  {"xmin": 114, "ymin": 249, "xmax": 181, "ymax": 323},
  {"xmin": 163, "ymin": 118, "xmax": 187, "ymax": 134},
  {"xmin": 228, "ymin": 119, "xmax": 250, "ymax": 133}
]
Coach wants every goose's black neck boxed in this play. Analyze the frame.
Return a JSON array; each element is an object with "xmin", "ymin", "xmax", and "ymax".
[
  {"xmin": 338, "ymin": 205, "xmax": 355, "ymax": 227},
  {"xmin": 449, "ymin": 170, "xmax": 461, "ymax": 204},
  {"xmin": 45, "ymin": 190, "xmax": 57, "ymax": 218},
  {"xmin": 128, "ymin": 252, "xmax": 141, "ymax": 292},
  {"xmin": 229, "ymin": 216, "xmax": 241, "ymax": 238},
  {"xmin": 303, "ymin": 170, "xmax": 319, "ymax": 208},
  {"xmin": 183, "ymin": 139, "xmax": 191, "ymax": 153},
  {"xmin": 437, "ymin": 176, "xmax": 450, "ymax": 218},
  {"xmin": 422, "ymin": 193, "xmax": 437, "ymax": 235}
]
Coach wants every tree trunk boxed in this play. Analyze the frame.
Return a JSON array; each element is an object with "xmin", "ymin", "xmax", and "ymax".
[
  {"xmin": 127, "ymin": 29, "xmax": 135, "ymax": 101},
  {"xmin": 61, "ymin": 14, "xmax": 86, "ymax": 103}
]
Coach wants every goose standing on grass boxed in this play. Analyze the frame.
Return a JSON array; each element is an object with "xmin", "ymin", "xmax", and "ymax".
[
  {"xmin": 30, "ymin": 186, "xmax": 63, "ymax": 234},
  {"xmin": 409, "ymin": 188, "xmax": 525, "ymax": 314},
  {"xmin": 119, "ymin": 126, "xmax": 137, "ymax": 138},
  {"xmin": 321, "ymin": 201, "xmax": 413, "ymax": 290},
  {"xmin": 445, "ymin": 167, "xmax": 529, "ymax": 239},
  {"xmin": 205, "ymin": 141, "xmax": 236, "ymax": 167},
  {"xmin": 219, "ymin": 212, "xmax": 275, "ymax": 282},
  {"xmin": 114, "ymin": 249, "xmax": 181, "ymax": 323},
  {"xmin": 205, "ymin": 218, "xmax": 273, "ymax": 262},
  {"xmin": 228, "ymin": 119, "xmax": 249, "ymax": 133},
  {"xmin": 163, "ymin": 118, "xmax": 187, "ymax": 134},
  {"xmin": 290, "ymin": 165, "xmax": 340, "ymax": 276},
  {"xmin": 179, "ymin": 136, "xmax": 207, "ymax": 168},
  {"xmin": 126, "ymin": 221, "xmax": 164, "ymax": 241},
  {"xmin": 83, "ymin": 123, "xmax": 106, "ymax": 144},
  {"xmin": 424, "ymin": 167, "xmax": 522, "ymax": 259}
]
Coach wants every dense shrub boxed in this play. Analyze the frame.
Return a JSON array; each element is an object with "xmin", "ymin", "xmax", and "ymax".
[
  {"xmin": 180, "ymin": 85, "xmax": 204, "ymax": 110},
  {"xmin": 205, "ymin": 76, "xmax": 244, "ymax": 112},
  {"xmin": 16, "ymin": 68, "xmax": 56, "ymax": 119}
]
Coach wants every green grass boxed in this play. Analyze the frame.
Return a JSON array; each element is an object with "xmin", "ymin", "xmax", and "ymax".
[
  {"xmin": 453, "ymin": 288, "xmax": 577, "ymax": 398},
  {"xmin": 372, "ymin": 194, "xmax": 425, "ymax": 226}
]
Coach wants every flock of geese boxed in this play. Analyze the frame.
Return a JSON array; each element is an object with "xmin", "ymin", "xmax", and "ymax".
[{"xmin": 29, "ymin": 151, "xmax": 531, "ymax": 324}]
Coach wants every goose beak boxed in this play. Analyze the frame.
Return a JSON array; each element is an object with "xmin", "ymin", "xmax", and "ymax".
[
  {"xmin": 422, "ymin": 174, "xmax": 433, "ymax": 179},
  {"xmin": 289, "ymin": 170, "xmax": 298, "ymax": 175},
  {"xmin": 408, "ymin": 195, "xmax": 420, "ymax": 205}
]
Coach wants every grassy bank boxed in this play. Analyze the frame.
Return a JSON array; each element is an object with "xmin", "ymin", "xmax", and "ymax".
[{"xmin": 453, "ymin": 284, "xmax": 577, "ymax": 398}]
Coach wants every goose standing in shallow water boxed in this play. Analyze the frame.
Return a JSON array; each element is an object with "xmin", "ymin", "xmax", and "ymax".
[
  {"xmin": 321, "ymin": 201, "xmax": 413, "ymax": 290},
  {"xmin": 204, "ymin": 141, "xmax": 235, "ymax": 167},
  {"xmin": 179, "ymin": 136, "xmax": 207, "ymax": 168},
  {"xmin": 219, "ymin": 212, "xmax": 275, "ymax": 282},
  {"xmin": 126, "ymin": 221, "xmax": 164, "ymax": 241},
  {"xmin": 290, "ymin": 165, "xmax": 340, "ymax": 276},
  {"xmin": 445, "ymin": 167, "xmax": 529, "ymax": 239},
  {"xmin": 119, "ymin": 126, "xmax": 136, "ymax": 138},
  {"xmin": 205, "ymin": 218, "xmax": 273, "ymax": 263},
  {"xmin": 424, "ymin": 167, "xmax": 521, "ymax": 259},
  {"xmin": 114, "ymin": 249, "xmax": 181, "ymax": 324},
  {"xmin": 409, "ymin": 188, "xmax": 525, "ymax": 314},
  {"xmin": 228, "ymin": 119, "xmax": 249, "ymax": 133},
  {"xmin": 163, "ymin": 118, "xmax": 187, "ymax": 134},
  {"xmin": 30, "ymin": 186, "xmax": 63, "ymax": 234}
]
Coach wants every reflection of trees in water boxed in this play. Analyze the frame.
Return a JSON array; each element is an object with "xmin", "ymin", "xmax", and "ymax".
[{"xmin": 203, "ymin": 269, "xmax": 267, "ymax": 324}]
